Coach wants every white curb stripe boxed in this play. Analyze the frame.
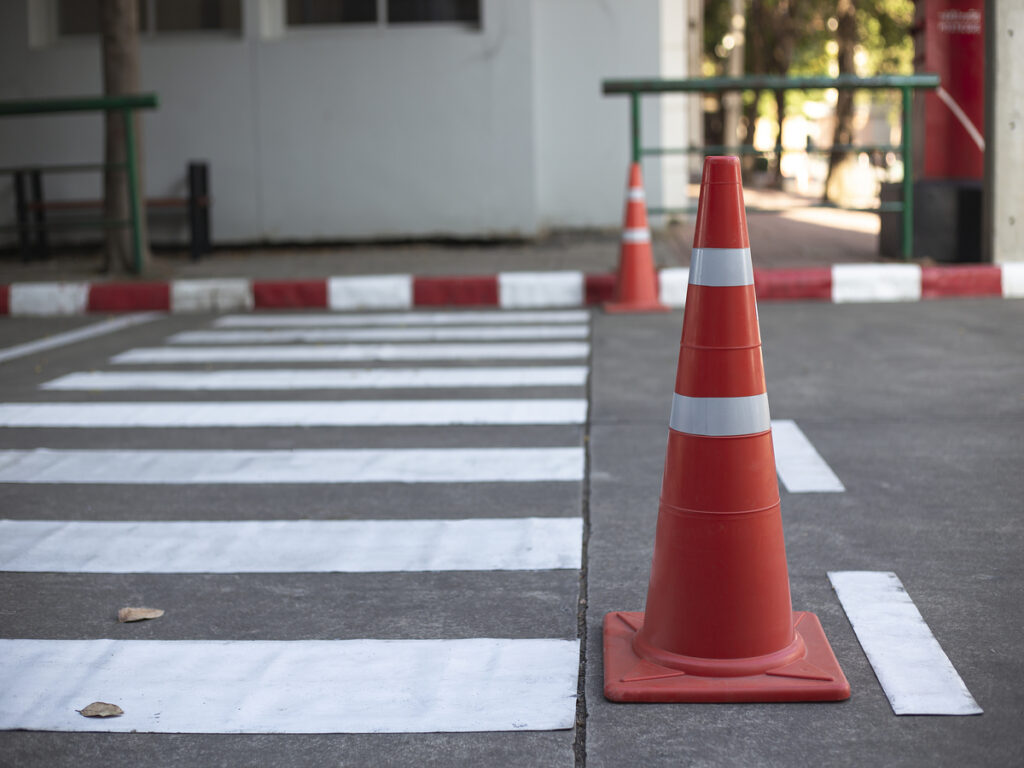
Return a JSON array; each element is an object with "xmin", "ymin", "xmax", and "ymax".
[
  {"xmin": 42, "ymin": 366, "xmax": 590, "ymax": 391},
  {"xmin": 0, "ymin": 638, "xmax": 580, "ymax": 733},
  {"xmin": 622, "ymin": 228, "xmax": 651, "ymax": 244},
  {"xmin": 9, "ymin": 282, "xmax": 89, "ymax": 316},
  {"xmin": 168, "ymin": 324, "xmax": 590, "ymax": 344},
  {"xmin": 0, "ymin": 447, "xmax": 585, "ymax": 483},
  {"xmin": 328, "ymin": 275, "xmax": 413, "ymax": 310},
  {"xmin": 0, "ymin": 314, "xmax": 159, "ymax": 365},
  {"xmin": 0, "ymin": 399, "xmax": 588, "ymax": 427},
  {"xmin": 771, "ymin": 419, "xmax": 845, "ymax": 492},
  {"xmin": 0, "ymin": 517, "xmax": 583, "ymax": 573},
  {"xmin": 215, "ymin": 310, "xmax": 591, "ymax": 327},
  {"xmin": 829, "ymin": 571, "xmax": 982, "ymax": 715},
  {"xmin": 1002, "ymin": 262, "xmax": 1024, "ymax": 299},
  {"xmin": 689, "ymin": 248, "xmax": 754, "ymax": 287},
  {"xmin": 669, "ymin": 393, "xmax": 771, "ymax": 436},
  {"xmin": 832, "ymin": 264, "xmax": 922, "ymax": 303},
  {"xmin": 499, "ymin": 271, "xmax": 584, "ymax": 309},
  {"xmin": 658, "ymin": 267, "xmax": 690, "ymax": 308},
  {"xmin": 171, "ymin": 279, "xmax": 253, "ymax": 313},
  {"xmin": 111, "ymin": 342, "xmax": 590, "ymax": 364}
]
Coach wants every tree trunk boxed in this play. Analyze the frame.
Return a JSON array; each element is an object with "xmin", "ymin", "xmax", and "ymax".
[
  {"xmin": 823, "ymin": 0, "xmax": 858, "ymax": 202},
  {"xmin": 101, "ymin": 0, "xmax": 148, "ymax": 273}
]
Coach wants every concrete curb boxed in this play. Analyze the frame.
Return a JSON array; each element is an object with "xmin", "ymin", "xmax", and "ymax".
[{"xmin": 1, "ymin": 264, "xmax": 1022, "ymax": 316}]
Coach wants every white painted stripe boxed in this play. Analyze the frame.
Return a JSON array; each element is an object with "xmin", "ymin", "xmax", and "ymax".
[
  {"xmin": 9, "ymin": 282, "xmax": 90, "ymax": 316},
  {"xmin": 499, "ymin": 271, "xmax": 584, "ymax": 309},
  {"xmin": 111, "ymin": 342, "xmax": 590, "ymax": 364},
  {"xmin": 936, "ymin": 86, "xmax": 985, "ymax": 152},
  {"xmin": 829, "ymin": 571, "xmax": 982, "ymax": 715},
  {"xmin": 0, "ymin": 314, "xmax": 158, "ymax": 365},
  {"xmin": 0, "ymin": 638, "xmax": 580, "ymax": 733},
  {"xmin": 42, "ymin": 366, "xmax": 590, "ymax": 391},
  {"xmin": 832, "ymin": 264, "xmax": 923, "ymax": 303},
  {"xmin": 658, "ymin": 267, "xmax": 689, "ymax": 308},
  {"xmin": 171, "ymin": 279, "xmax": 253, "ymax": 313},
  {"xmin": 689, "ymin": 248, "xmax": 754, "ymax": 287},
  {"xmin": 627, "ymin": 187, "xmax": 645, "ymax": 201},
  {"xmin": 328, "ymin": 274, "xmax": 413, "ymax": 310},
  {"xmin": 622, "ymin": 228, "xmax": 651, "ymax": 244},
  {"xmin": 0, "ymin": 399, "xmax": 587, "ymax": 427},
  {"xmin": 0, "ymin": 518, "xmax": 583, "ymax": 573},
  {"xmin": 215, "ymin": 310, "xmax": 591, "ymax": 327},
  {"xmin": 771, "ymin": 419, "xmax": 845, "ymax": 493},
  {"xmin": 1002, "ymin": 262, "xmax": 1024, "ymax": 299},
  {"xmin": 168, "ymin": 324, "xmax": 590, "ymax": 344},
  {"xmin": 669, "ymin": 393, "xmax": 771, "ymax": 436},
  {"xmin": 0, "ymin": 447, "xmax": 584, "ymax": 483}
]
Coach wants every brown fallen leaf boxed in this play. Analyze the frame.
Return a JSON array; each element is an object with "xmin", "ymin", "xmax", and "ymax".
[
  {"xmin": 77, "ymin": 702, "xmax": 124, "ymax": 718},
  {"xmin": 118, "ymin": 607, "xmax": 165, "ymax": 623}
]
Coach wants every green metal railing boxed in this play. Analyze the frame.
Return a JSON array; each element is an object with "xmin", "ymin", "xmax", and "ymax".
[
  {"xmin": 0, "ymin": 93, "xmax": 158, "ymax": 273},
  {"xmin": 602, "ymin": 75, "xmax": 940, "ymax": 260}
]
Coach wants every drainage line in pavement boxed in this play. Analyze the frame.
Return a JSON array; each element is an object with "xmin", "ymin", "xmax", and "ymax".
[{"xmin": 573, "ymin": 311, "xmax": 594, "ymax": 768}]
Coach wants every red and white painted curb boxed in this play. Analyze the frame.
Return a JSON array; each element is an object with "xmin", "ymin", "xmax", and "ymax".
[{"xmin": 1, "ymin": 263, "xmax": 1022, "ymax": 316}]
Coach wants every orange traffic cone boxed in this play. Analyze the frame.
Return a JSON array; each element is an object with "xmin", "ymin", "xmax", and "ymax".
[
  {"xmin": 604, "ymin": 164, "xmax": 670, "ymax": 313},
  {"xmin": 603, "ymin": 156, "xmax": 850, "ymax": 703}
]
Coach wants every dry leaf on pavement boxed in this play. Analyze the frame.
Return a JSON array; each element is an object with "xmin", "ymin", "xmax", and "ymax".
[
  {"xmin": 118, "ymin": 607, "xmax": 165, "ymax": 623},
  {"xmin": 77, "ymin": 702, "xmax": 124, "ymax": 718}
]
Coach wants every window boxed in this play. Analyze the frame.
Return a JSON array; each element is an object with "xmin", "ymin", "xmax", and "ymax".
[
  {"xmin": 285, "ymin": 0, "xmax": 480, "ymax": 27},
  {"xmin": 56, "ymin": 0, "xmax": 242, "ymax": 37}
]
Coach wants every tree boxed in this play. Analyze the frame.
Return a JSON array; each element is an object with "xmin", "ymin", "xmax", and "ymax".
[
  {"xmin": 822, "ymin": 0, "xmax": 858, "ymax": 200},
  {"xmin": 100, "ymin": 0, "xmax": 149, "ymax": 273}
]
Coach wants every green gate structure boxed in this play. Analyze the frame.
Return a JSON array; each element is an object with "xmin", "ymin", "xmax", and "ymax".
[
  {"xmin": 0, "ymin": 93, "xmax": 159, "ymax": 274},
  {"xmin": 602, "ymin": 75, "xmax": 940, "ymax": 260}
]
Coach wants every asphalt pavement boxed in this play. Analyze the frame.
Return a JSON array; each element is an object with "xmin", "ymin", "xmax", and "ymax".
[{"xmin": 1, "ymin": 296, "xmax": 1022, "ymax": 767}]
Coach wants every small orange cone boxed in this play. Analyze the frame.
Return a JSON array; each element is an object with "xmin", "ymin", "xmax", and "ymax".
[
  {"xmin": 605, "ymin": 163, "xmax": 670, "ymax": 313},
  {"xmin": 603, "ymin": 156, "xmax": 849, "ymax": 703}
]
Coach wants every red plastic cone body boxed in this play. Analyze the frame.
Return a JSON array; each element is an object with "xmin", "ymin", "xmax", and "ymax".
[
  {"xmin": 605, "ymin": 164, "xmax": 670, "ymax": 313},
  {"xmin": 603, "ymin": 156, "xmax": 849, "ymax": 703}
]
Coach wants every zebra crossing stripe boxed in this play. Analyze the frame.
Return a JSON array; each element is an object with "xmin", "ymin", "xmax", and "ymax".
[
  {"xmin": 829, "ymin": 571, "xmax": 982, "ymax": 715},
  {"xmin": 0, "ymin": 637, "xmax": 580, "ymax": 733},
  {"xmin": 215, "ymin": 310, "xmax": 591, "ymax": 327},
  {"xmin": 771, "ymin": 419, "xmax": 845, "ymax": 493},
  {"xmin": 111, "ymin": 342, "xmax": 590, "ymax": 364},
  {"xmin": 0, "ymin": 314, "xmax": 159, "ymax": 365},
  {"xmin": 0, "ymin": 400, "xmax": 588, "ymax": 427},
  {"xmin": 0, "ymin": 447, "xmax": 585, "ymax": 484},
  {"xmin": 0, "ymin": 518, "xmax": 583, "ymax": 573},
  {"xmin": 168, "ymin": 325, "xmax": 590, "ymax": 344},
  {"xmin": 41, "ymin": 366, "xmax": 590, "ymax": 391}
]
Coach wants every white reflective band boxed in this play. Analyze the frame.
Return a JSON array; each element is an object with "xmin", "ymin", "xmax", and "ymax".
[
  {"xmin": 669, "ymin": 392, "xmax": 771, "ymax": 436},
  {"xmin": 689, "ymin": 248, "xmax": 754, "ymax": 287},
  {"xmin": 627, "ymin": 187, "xmax": 645, "ymax": 201},
  {"xmin": 622, "ymin": 228, "xmax": 650, "ymax": 244}
]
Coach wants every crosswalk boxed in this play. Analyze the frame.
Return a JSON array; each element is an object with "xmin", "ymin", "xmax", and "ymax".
[{"xmin": 0, "ymin": 308, "xmax": 590, "ymax": 735}]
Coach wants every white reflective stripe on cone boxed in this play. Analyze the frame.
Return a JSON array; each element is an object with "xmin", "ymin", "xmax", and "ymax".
[
  {"xmin": 622, "ymin": 228, "xmax": 651, "ymax": 244},
  {"xmin": 688, "ymin": 248, "xmax": 754, "ymax": 287},
  {"xmin": 669, "ymin": 392, "xmax": 771, "ymax": 436},
  {"xmin": 627, "ymin": 187, "xmax": 645, "ymax": 201}
]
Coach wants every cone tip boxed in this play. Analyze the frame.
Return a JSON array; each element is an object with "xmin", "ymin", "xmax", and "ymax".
[{"xmin": 701, "ymin": 156, "xmax": 742, "ymax": 185}]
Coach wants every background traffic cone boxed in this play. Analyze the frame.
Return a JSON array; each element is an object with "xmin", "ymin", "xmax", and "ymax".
[
  {"xmin": 604, "ymin": 163, "xmax": 670, "ymax": 313},
  {"xmin": 603, "ymin": 156, "xmax": 849, "ymax": 703}
]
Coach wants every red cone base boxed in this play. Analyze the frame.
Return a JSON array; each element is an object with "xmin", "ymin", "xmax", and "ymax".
[{"xmin": 603, "ymin": 610, "xmax": 850, "ymax": 702}]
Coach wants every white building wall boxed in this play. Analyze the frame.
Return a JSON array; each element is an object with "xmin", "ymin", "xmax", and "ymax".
[{"xmin": 0, "ymin": 0, "xmax": 681, "ymax": 244}]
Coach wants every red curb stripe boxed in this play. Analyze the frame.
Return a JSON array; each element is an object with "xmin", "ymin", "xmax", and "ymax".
[
  {"xmin": 0, "ymin": 285, "xmax": 9, "ymax": 315},
  {"xmin": 921, "ymin": 265, "xmax": 1002, "ymax": 299},
  {"xmin": 586, "ymin": 273, "xmax": 617, "ymax": 304},
  {"xmin": 88, "ymin": 282, "xmax": 171, "ymax": 313},
  {"xmin": 754, "ymin": 268, "xmax": 832, "ymax": 301},
  {"xmin": 253, "ymin": 280, "xmax": 328, "ymax": 309},
  {"xmin": 412, "ymin": 275, "xmax": 498, "ymax": 306}
]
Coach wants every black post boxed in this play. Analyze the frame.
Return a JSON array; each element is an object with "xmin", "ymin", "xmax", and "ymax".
[
  {"xmin": 14, "ymin": 170, "xmax": 31, "ymax": 261},
  {"xmin": 29, "ymin": 169, "xmax": 49, "ymax": 259},
  {"xmin": 187, "ymin": 161, "xmax": 210, "ymax": 261}
]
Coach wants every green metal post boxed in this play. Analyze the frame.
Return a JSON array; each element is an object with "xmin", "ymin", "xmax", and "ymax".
[
  {"xmin": 901, "ymin": 86, "xmax": 913, "ymax": 261},
  {"xmin": 122, "ymin": 108, "xmax": 144, "ymax": 274},
  {"xmin": 630, "ymin": 93, "xmax": 641, "ymax": 165}
]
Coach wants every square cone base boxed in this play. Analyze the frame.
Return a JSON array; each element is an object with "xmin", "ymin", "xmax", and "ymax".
[
  {"xmin": 603, "ymin": 610, "xmax": 850, "ymax": 703},
  {"xmin": 603, "ymin": 301, "xmax": 672, "ymax": 314}
]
